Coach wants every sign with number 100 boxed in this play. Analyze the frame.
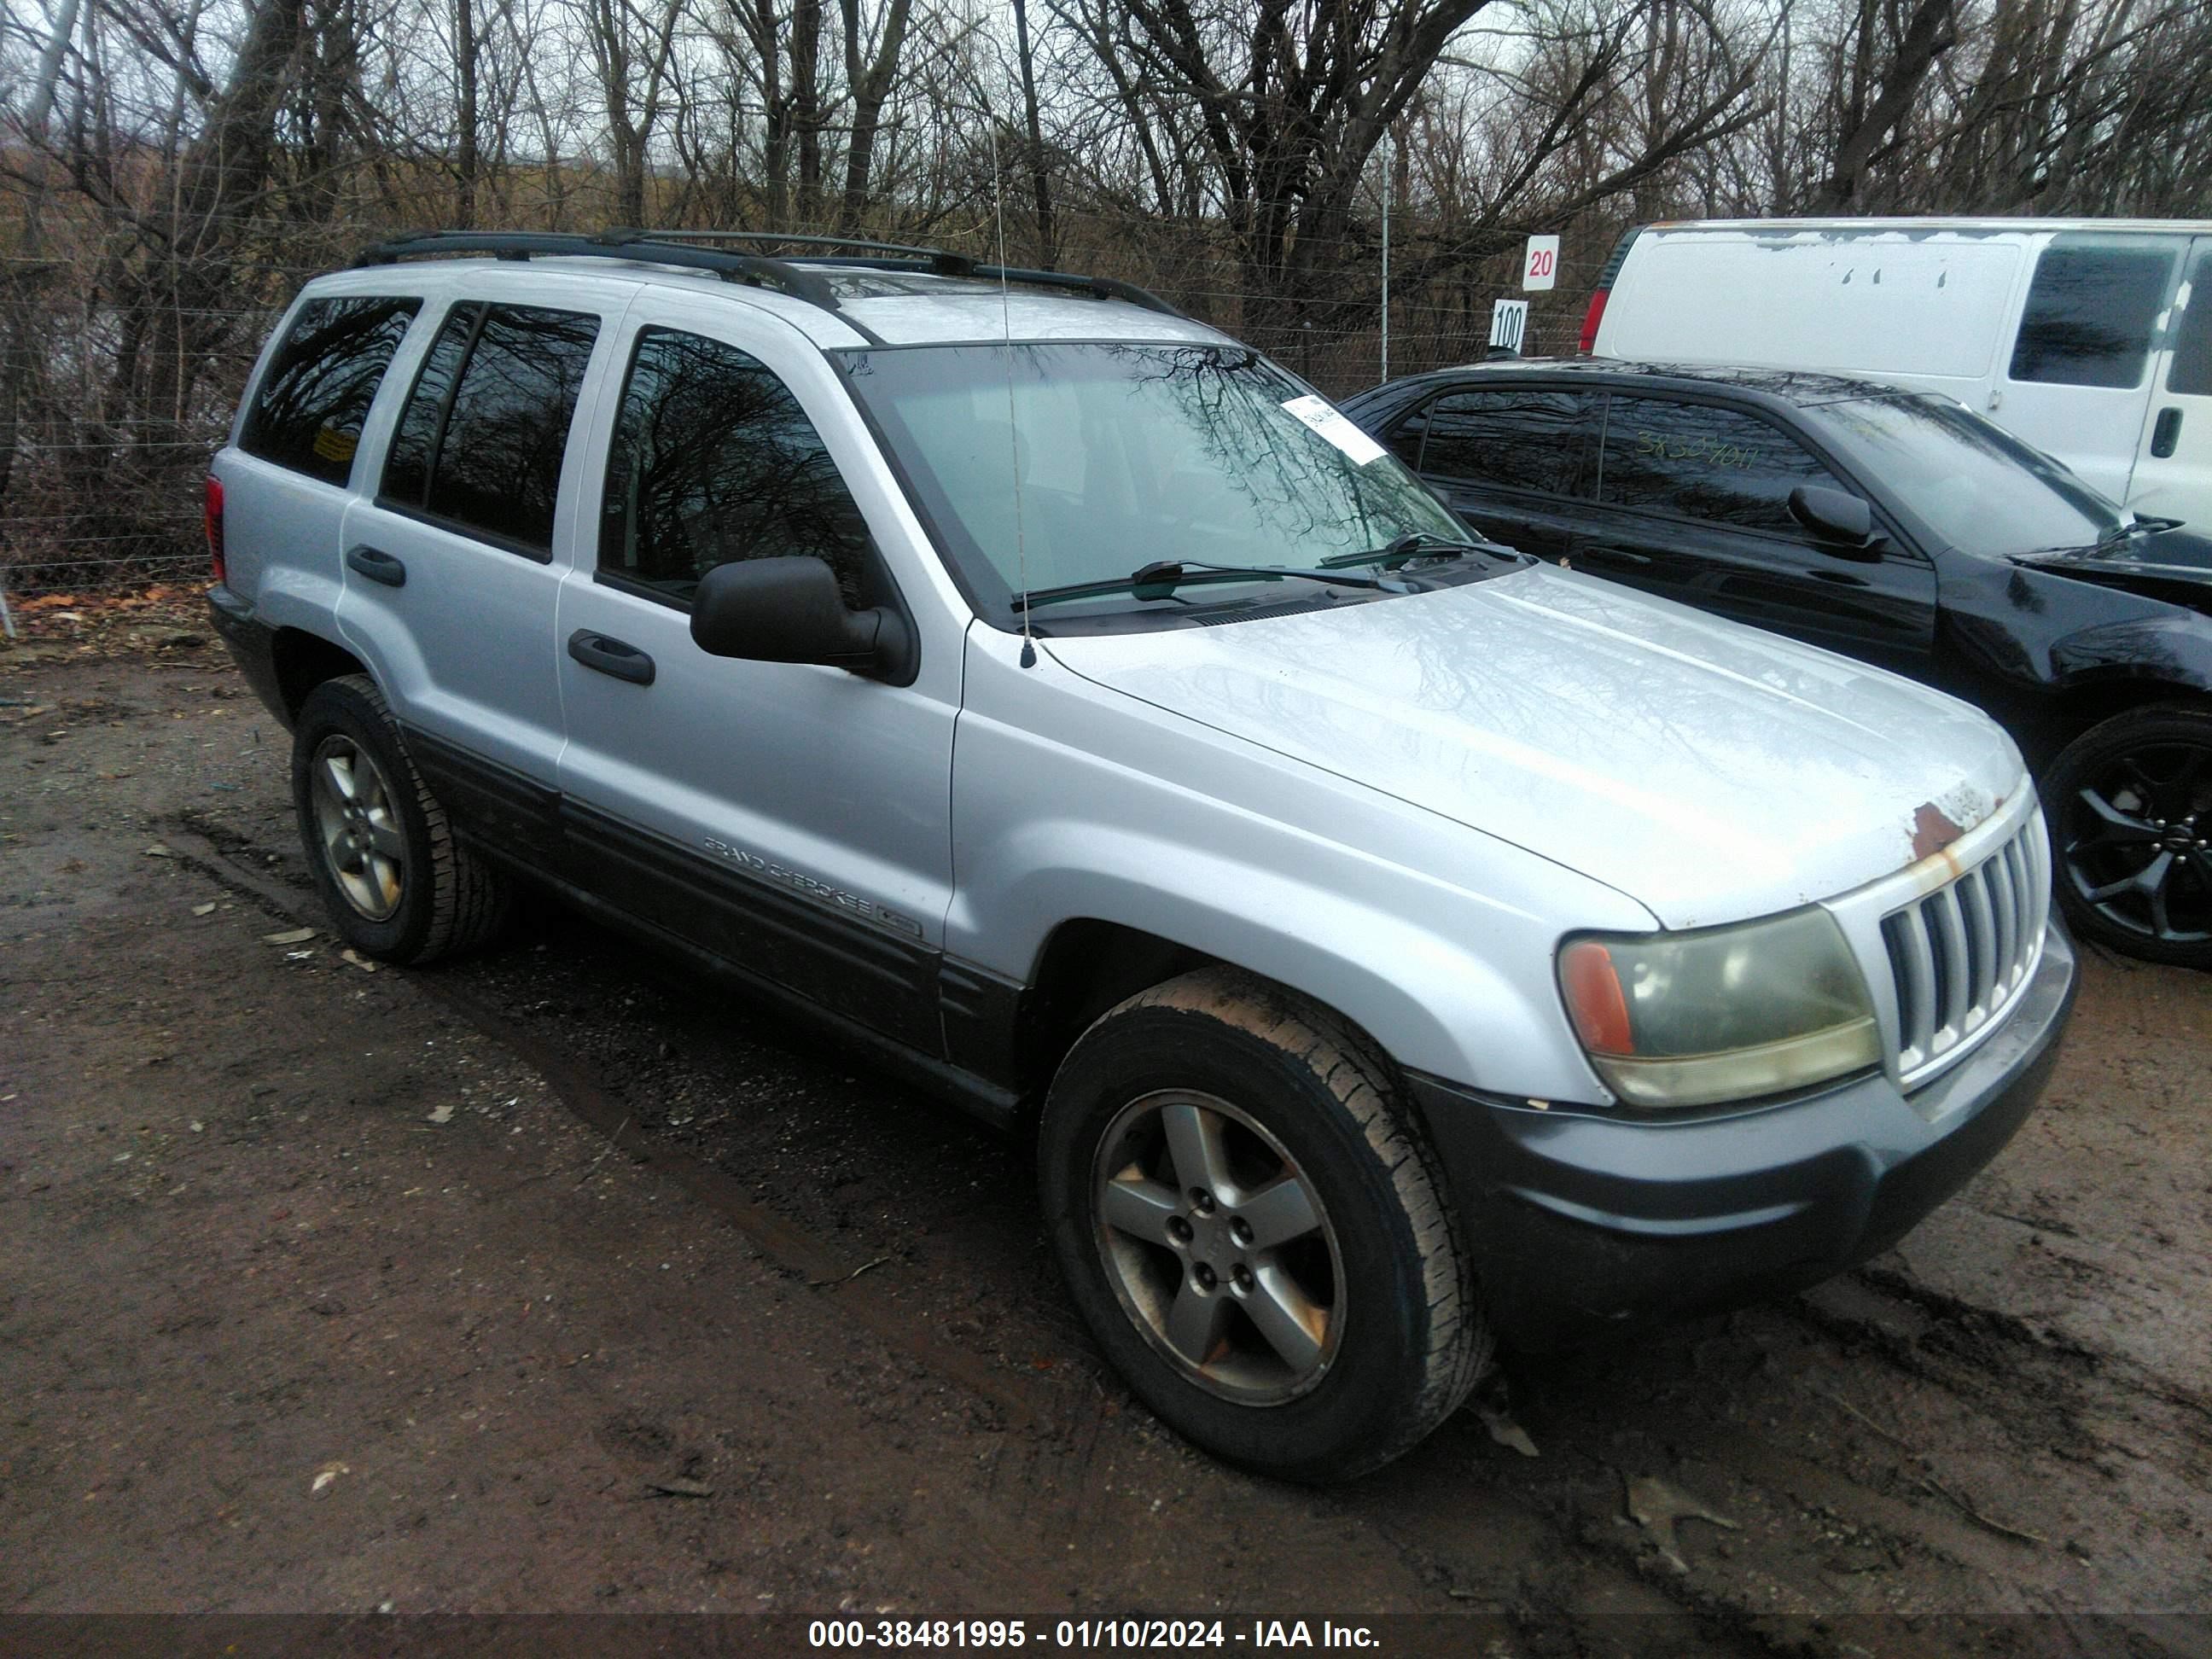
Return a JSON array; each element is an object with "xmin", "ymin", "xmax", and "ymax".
[{"xmin": 1523, "ymin": 235, "xmax": 1560, "ymax": 292}]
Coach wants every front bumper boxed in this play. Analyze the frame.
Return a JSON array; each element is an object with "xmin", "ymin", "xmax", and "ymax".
[{"xmin": 1411, "ymin": 921, "xmax": 2078, "ymax": 1350}]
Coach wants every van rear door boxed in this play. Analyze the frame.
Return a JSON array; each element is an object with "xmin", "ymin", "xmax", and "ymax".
[
  {"xmin": 2127, "ymin": 236, "xmax": 2212, "ymax": 529},
  {"xmin": 1999, "ymin": 232, "xmax": 2184, "ymax": 506}
]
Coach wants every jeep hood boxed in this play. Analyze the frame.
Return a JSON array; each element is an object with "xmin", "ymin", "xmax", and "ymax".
[{"xmin": 1044, "ymin": 567, "xmax": 2023, "ymax": 930}]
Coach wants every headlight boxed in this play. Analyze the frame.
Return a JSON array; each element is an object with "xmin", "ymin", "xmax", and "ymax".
[{"xmin": 1557, "ymin": 907, "xmax": 1879, "ymax": 1109}]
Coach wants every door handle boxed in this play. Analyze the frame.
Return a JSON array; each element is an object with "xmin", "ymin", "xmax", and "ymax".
[
  {"xmin": 567, "ymin": 629, "xmax": 655, "ymax": 686},
  {"xmin": 1578, "ymin": 544, "xmax": 1652, "ymax": 566},
  {"xmin": 346, "ymin": 544, "xmax": 406, "ymax": 588},
  {"xmin": 2151, "ymin": 407, "xmax": 2182, "ymax": 458}
]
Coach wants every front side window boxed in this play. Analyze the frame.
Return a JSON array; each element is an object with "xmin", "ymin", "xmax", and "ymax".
[
  {"xmin": 840, "ymin": 343, "xmax": 1468, "ymax": 626},
  {"xmin": 379, "ymin": 302, "xmax": 601, "ymax": 553},
  {"xmin": 240, "ymin": 295, "xmax": 422, "ymax": 484},
  {"xmin": 2009, "ymin": 241, "xmax": 2177, "ymax": 390},
  {"xmin": 1598, "ymin": 396, "xmax": 1835, "ymax": 534},
  {"xmin": 600, "ymin": 329, "xmax": 871, "ymax": 604},
  {"xmin": 2169, "ymin": 248, "xmax": 2212, "ymax": 399},
  {"xmin": 1805, "ymin": 393, "xmax": 2122, "ymax": 556},
  {"xmin": 1418, "ymin": 388, "xmax": 1600, "ymax": 498}
]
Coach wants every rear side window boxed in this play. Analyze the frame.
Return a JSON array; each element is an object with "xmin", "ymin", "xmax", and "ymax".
[
  {"xmin": 2009, "ymin": 242, "xmax": 2177, "ymax": 390},
  {"xmin": 599, "ymin": 327, "xmax": 871, "ymax": 605},
  {"xmin": 380, "ymin": 302, "xmax": 601, "ymax": 554},
  {"xmin": 240, "ymin": 296, "xmax": 422, "ymax": 485},
  {"xmin": 1415, "ymin": 389, "xmax": 1600, "ymax": 498},
  {"xmin": 2171, "ymin": 249, "xmax": 2212, "ymax": 398},
  {"xmin": 1598, "ymin": 396, "xmax": 1835, "ymax": 533}
]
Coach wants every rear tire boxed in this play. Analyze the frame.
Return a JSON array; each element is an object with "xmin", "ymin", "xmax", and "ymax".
[
  {"xmin": 2044, "ymin": 705, "xmax": 2212, "ymax": 969},
  {"xmin": 1038, "ymin": 967, "xmax": 1488, "ymax": 1481},
  {"xmin": 290, "ymin": 674, "xmax": 510, "ymax": 963}
]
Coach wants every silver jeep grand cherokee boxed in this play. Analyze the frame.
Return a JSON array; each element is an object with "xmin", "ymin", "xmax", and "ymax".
[{"xmin": 207, "ymin": 230, "xmax": 2077, "ymax": 1481}]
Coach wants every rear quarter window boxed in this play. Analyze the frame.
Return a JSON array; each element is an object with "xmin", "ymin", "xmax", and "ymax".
[
  {"xmin": 239, "ymin": 295, "xmax": 422, "ymax": 485},
  {"xmin": 1417, "ymin": 388, "xmax": 1600, "ymax": 498}
]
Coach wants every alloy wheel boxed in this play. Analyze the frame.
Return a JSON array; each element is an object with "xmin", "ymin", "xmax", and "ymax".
[
  {"xmin": 2058, "ymin": 740, "xmax": 2212, "ymax": 946},
  {"xmin": 1090, "ymin": 1089, "xmax": 1344, "ymax": 1405},
  {"xmin": 308, "ymin": 734, "xmax": 406, "ymax": 922}
]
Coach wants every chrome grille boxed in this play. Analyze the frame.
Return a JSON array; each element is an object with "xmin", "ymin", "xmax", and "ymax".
[{"xmin": 1879, "ymin": 811, "xmax": 2050, "ymax": 1083}]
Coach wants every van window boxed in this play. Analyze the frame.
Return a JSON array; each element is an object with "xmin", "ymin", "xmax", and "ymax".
[
  {"xmin": 240, "ymin": 296, "xmax": 422, "ymax": 485},
  {"xmin": 1417, "ymin": 389, "xmax": 1600, "ymax": 498},
  {"xmin": 381, "ymin": 302, "xmax": 601, "ymax": 554},
  {"xmin": 599, "ymin": 328, "xmax": 870, "ymax": 605},
  {"xmin": 2171, "ymin": 250, "xmax": 2212, "ymax": 399},
  {"xmin": 1598, "ymin": 396, "xmax": 1835, "ymax": 534},
  {"xmin": 2009, "ymin": 243, "xmax": 2176, "ymax": 390}
]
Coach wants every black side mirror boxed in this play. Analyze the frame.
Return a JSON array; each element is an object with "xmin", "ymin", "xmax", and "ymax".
[
  {"xmin": 690, "ymin": 556, "xmax": 912, "ymax": 680},
  {"xmin": 1789, "ymin": 485, "xmax": 1881, "ymax": 556}
]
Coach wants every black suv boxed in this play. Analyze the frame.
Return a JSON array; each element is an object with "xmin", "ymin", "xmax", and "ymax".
[{"xmin": 1345, "ymin": 360, "xmax": 2212, "ymax": 969}]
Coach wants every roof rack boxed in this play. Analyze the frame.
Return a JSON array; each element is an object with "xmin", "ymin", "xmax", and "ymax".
[
  {"xmin": 351, "ymin": 229, "xmax": 1188, "ymax": 326},
  {"xmin": 601, "ymin": 227, "xmax": 979, "ymax": 277},
  {"xmin": 353, "ymin": 230, "xmax": 843, "ymax": 308}
]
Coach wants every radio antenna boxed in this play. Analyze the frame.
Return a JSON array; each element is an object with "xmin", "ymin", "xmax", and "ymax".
[{"xmin": 987, "ymin": 116, "xmax": 1038, "ymax": 670}]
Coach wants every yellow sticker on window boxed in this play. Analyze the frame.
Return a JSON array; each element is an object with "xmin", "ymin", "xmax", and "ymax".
[{"xmin": 312, "ymin": 426, "xmax": 359, "ymax": 463}]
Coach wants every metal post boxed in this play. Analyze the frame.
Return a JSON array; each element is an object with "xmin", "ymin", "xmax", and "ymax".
[{"xmin": 1379, "ymin": 132, "xmax": 1391, "ymax": 383}]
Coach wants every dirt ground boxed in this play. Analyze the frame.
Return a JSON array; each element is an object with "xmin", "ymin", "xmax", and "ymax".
[{"xmin": 3, "ymin": 634, "xmax": 2210, "ymax": 1655}]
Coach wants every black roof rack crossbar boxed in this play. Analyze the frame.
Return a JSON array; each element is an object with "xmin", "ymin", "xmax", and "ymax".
[
  {"xmin": 598, "ymin": 227, "xmax": 977, "ymax": 277},
  {"xmin": 352, "ymin": 230, "xmax": 845, "ymax": 313}
]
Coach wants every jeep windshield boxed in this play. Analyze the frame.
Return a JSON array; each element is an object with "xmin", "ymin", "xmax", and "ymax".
[
  {"xmin": 838, "ymin": 342, "xmax": 1474, "ymax": 628},
  {"xmin": 1801, "ymin": 393, "xmax": 2132, "ymax": 559}
]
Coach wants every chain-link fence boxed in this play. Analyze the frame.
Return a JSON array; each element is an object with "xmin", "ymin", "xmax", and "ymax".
[{"xmin": 0, "ymin": 207, "xmax": 1599, "ymax": 606}]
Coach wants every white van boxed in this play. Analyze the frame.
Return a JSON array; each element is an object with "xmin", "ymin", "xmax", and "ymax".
[{"xmin": 1583, "ymin": 218, "xmax": 2212, "ymax": 530}]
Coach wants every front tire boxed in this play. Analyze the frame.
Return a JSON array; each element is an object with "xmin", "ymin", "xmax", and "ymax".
[
  {"xmin": 2045, "ymin": 705, "xmax": 2212, "ymax": 969},
  {"xmin": 1038, "ymin": 968, "xmax": 1488, "ymax": 1481},
  {"xmin": 290, "ymin": 674, "xmax": 509, "ymax": 964}
]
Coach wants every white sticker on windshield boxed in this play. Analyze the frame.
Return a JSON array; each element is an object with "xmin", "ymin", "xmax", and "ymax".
[{"xmin": 1281, "ymin": 394, "xmax": 1389, "ymax": 467}]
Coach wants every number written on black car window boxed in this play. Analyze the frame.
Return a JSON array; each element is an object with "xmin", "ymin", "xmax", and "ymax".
[{"xmin": 1598, "ymin": 397, "xmax": 1834, "ymax": 534}]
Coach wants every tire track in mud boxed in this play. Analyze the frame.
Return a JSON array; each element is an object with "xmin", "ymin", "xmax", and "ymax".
[{"xmin": 160, "ymin": 816, "xmax": 1079, "ymax": 1443}]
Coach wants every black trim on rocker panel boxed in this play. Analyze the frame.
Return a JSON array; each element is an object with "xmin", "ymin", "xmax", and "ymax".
[
  {"xmin": 559, "ymin": 798, "xmax": 941, "ymax": 1054},
  {"xmin": 393, "ymin": 723, "xmax": 1034, "ymax": 1123},
  {"xmin": 940, "ymin": 958, "xmax": 1027, "ymax": 1086},
  {"xmin": 531, "ymin": 868, "xmax": 1024, "ymax": 1130},
  {"xmin": 400, "ymin": 725, "xmax": 565, "ymax": 865}
]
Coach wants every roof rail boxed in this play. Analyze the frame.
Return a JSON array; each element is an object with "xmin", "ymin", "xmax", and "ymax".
[
  {"xmin": 352, "ymin": 229, "xmax": 1189, "ymax": 325},
  {"xmin": 601, "ymin": 227, "xmax": 977, "ymax": 277},
  {"xmin": 351, "ymin": 230, "xmax": 845, "ymax": 313}
]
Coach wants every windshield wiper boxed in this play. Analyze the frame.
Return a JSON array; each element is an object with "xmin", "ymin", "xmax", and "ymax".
[
  {"xmin": 1324, "ymin": 531, "xmax": 1529, "ymax": 570},
  {"xmin": 2021, "ymin": 512, "xmax": 2192, "ymax": 562},
  {"xmin": 1014, "ymin": 559, "xmax": 1413, "ymax": 613}
]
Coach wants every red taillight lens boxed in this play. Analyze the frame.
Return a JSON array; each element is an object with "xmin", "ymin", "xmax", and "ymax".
[
  {"xmin": 1578, "ymin": 288, "xmax": 1609, "ymax": 355},
  {"xmin": 204, "ymin": 474, "xmax": 226, "ymax": 585}
]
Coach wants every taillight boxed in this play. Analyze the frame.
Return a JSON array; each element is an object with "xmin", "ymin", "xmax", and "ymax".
[
  {"xmin": 1577, "ymin": 288, "xmax": 1609, "ymax": 355},
  {"xmin": 204, "ymin": 474, "xmax": 226, "ymax": 585},
  {"xmin": 1580, "ymin": 225, "xmax": 1644, "ymax": 355}
]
